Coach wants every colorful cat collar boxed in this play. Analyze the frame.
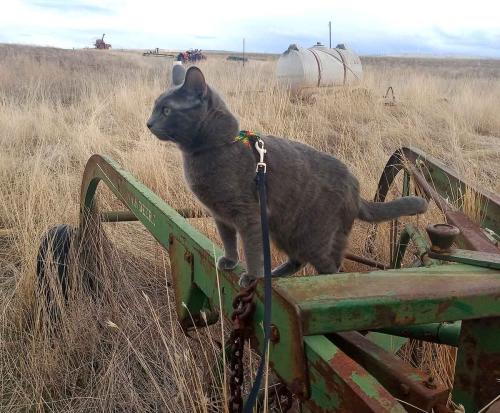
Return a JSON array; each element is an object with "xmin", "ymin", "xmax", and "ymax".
[{"xmin": 234, "ymin": 130, "xmax": 262, "ymax": 147}]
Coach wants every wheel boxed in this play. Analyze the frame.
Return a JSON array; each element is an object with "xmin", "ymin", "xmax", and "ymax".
[
  {"xmin": 364, "ymin": 151, "xmax": 430, "ymax": 269},
  {"xmin": 36, "ymin": 224, "xmax": 76, "ymax": 320}
]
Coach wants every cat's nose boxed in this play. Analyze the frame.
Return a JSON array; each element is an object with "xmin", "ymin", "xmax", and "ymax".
[{"xmin": 146, "ymin": 120, "xmax": 153, "ymax": 129}]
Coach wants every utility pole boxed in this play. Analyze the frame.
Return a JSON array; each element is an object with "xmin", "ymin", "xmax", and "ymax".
[
  {"xmin": 243, "ymin": 38, "xmax": 245, "ymax": 66},
  {"xmin": 329, "ymin": 21, "xmax": 332, "ymax": 48}
]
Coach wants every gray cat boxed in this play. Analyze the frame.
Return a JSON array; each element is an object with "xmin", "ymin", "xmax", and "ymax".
[{"xmin": 147, "ymin": 66, "xmax": 428, "ymax": 287}]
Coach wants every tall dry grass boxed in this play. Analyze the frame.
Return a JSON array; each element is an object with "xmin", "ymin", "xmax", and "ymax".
[{"xmin": 0, "ymin": 43, "xmax": 499, "ymax": 411}]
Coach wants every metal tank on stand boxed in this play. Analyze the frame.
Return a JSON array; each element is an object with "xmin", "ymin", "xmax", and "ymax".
[{"xmin": 276, "ymin": 42, "xmax": 363, "ymax": 91}]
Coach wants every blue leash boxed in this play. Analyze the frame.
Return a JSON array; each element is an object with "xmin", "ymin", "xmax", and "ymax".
[{"xmin": 243, "ymin": 138, "xmax": 273, "ymax": 413}]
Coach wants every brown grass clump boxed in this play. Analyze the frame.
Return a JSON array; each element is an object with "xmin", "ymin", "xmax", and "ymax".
[{"xmin": 0, "ymin": 43, "xmax": 499, "ymax": 411}]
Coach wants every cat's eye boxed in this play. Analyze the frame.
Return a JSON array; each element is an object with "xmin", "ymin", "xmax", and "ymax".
[{"xmin": 162, "ymin": 107, "xmax": 171, "ymax": 116}]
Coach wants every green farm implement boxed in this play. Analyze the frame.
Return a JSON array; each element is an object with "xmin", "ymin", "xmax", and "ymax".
[{"xmin": 37, "ymin": 147, "xmax": 500, "ymax": 412}]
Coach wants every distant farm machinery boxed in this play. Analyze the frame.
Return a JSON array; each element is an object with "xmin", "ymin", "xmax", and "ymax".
[
  {"xmin": 94, "ymin": 34, "xmax": 111, "ymax": 50},
  {"xmin": 142, "ymin": 48, "xmax": 176, "ymax": 58},
  {"xmin": 37, "ymin": 147, "xmax": 500, "ymax": 412},
  {"xmin": 176, "ymin": 49, "xmax": 206, "ymax": 63}
]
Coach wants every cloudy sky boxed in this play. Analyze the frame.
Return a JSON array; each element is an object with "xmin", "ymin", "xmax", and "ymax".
[{"xmin": 1, "ymin": 0, "xmax": 500, "ymax": 57}]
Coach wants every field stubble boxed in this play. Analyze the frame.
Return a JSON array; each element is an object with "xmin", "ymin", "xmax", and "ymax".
[{"xmin": 0, "ymin": 44, "xmax": 499, "ymax": 411}]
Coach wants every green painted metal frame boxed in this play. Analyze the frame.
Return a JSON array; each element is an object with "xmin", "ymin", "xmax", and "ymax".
[
  {"xmin": 429, "ymin": 248, "xmax": 500, "ymax": 270},
  {"xmin": 79, "ymin": 154, "xmax": 310, "ymax": 399},
  {"xmin": 272, "ymin": 265, "xmax": 500, "ymax": 336},
  {"xmin": 374, "ymin": 146, "xmax": 500, "ymax": 254},
  {"xmin": 377, "ymin": 321, "xmax": 461, "ymax": 347},
  {"xmin": 80, "ymin": 154, "xmax": 500, "ymax": 412},
  {"xmin": 391, "ymin": 223, "xmax": 434, "ymax": 269}
]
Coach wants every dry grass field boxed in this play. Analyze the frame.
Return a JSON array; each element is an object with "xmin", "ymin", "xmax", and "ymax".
[{"xmin": 0, "ymin": 43, "xmax": 499, "ymax": 412}]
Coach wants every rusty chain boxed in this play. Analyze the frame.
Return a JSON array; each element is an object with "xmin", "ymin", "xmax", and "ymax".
[
  {"xmin": 228, "ymin": 280, "xmax": 294, "ymax": 413},
  {"xmin": 228, "ymin": 280, "xmax": 257, "ymax": 413}
]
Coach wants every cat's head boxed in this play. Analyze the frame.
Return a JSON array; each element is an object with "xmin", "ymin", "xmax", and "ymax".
[
  {"xmin": 147, "ymin": 65, "xmax": 239, "ymax": 153},
  {"xmin": 147, "ymin": 66, "xmax": 209, "ymax": 149}
]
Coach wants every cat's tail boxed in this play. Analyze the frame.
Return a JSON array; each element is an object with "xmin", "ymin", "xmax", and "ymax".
[{"xmin": 358, "ymin": 197, "xmax": 428, "ymax": 223}]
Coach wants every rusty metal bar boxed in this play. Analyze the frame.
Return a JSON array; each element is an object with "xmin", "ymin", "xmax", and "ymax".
[
  {"xmin": 408, "ymin": 147, "xmax": 500, "ymax": 237},
  {"xmin": 303, "ymin": 335, "xmax": 406, "ymax": 412},
  {"xmin": 373, "ymin": 147, "xmax": 500, "ymax": 255},
  {"xmin": 328, "ymin": 331, "xmax": 450, "ymax": 411},
  {"xmin": 408, "ymin": 162, "xmax": 499, "ymax": 254},
  {"xmin": 344, "ymin": 252, "xmax": 387, "ymax": 270}
]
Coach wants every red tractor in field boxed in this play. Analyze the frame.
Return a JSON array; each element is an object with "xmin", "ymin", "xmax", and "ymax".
[
  {"xmin": 94, "ymin": 34, "xmax": 111, "ymax": 50},
  {"xmin": 176, "ymin": 49, "xmax": 206, "ymax": 63}
]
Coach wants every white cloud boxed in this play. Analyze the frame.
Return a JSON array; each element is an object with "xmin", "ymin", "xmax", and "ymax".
[{"xmin": 1, "ymin": 0, "xmax": 499, "ymax": 56}]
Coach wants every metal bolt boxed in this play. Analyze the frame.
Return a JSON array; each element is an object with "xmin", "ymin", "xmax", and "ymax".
[
  {"xmin": 270, "ymin": 324, "xmax": 280, "ymax": 343},
  {"xmin": 184, "ymin": 251, "xmax": 193, "ymax": 264}
]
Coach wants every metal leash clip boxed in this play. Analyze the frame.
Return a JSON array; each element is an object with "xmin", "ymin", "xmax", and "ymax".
[{"xmin": 255, "ymin": 139, "xmax": 267, "ymax": 173}]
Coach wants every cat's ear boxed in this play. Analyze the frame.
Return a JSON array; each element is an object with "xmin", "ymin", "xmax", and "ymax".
[
  {"xmin": 182, "ymin": 66, "xmax": 207, "ymax": 98},
  {"xmin": 171, "ymin": 63, "xmax": 186, "ymax": 86}
]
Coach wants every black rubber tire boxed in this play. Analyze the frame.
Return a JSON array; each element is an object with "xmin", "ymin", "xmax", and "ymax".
[{"xmin": 36, "ymin": 224, "xmax": 75, "ymax": 317}]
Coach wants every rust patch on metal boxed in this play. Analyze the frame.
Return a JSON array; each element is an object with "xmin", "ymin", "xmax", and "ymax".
[
  {"xmin": 454, "ymin": 317, "xmax": 500, "ymax": 411},
  {"xmin": 436, "ymin": 301, "xmax": 452, "ymax": 317},
  {"xmin": 373, "ymin": 305, "xmax": 417, "ymax": 328},
  {"xmin": 330, "ymin": 332, "xmax": 449, "ymax": 411},
  {"xmin": 306, "ymin": 346, "xmax": 404, "ymax": 412}
]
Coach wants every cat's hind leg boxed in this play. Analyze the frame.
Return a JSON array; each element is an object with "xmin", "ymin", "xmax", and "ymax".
[
  {"xmin": 272, "ymin": 259, "xmax": 303, "ymax": 277},
  {"xmin": 312, "ymin": 259, "xmax": 341, "ymax": 275},
  {"xmin": 310, "ymin": 246, "xmax": 344, "ymax": 275},
  {"xmin": 310, "ymin": 227, "xmax": 350, "ymax": 275}
]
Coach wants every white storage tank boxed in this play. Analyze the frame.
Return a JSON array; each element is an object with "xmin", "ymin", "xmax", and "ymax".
[{"xmin": 276, "ymin": 42, "xmax": 363, "ymax": 91}]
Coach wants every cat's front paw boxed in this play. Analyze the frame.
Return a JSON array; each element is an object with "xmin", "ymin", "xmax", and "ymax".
[
  {"xmin": 238, "ymin": 273, "xmax": 257, "ymax": 288},
  {"xmin": 217, "ymin": 256, "xmax": 238, "ymax": 271}
]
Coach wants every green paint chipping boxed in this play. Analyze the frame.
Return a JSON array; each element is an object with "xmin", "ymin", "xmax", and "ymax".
[
  {"xmin": 366, "ymin": 332, "xmax": 407, "ymax": 353},
  {"xmin": 304, "ymin": 335, "xmax": 339, "ymax": 360},
  {"xmin": 351, "ymin": 373, "xmax": 405, "ymax": 413},
  {"xmin": 351, "ymin": 372, "xmax": 380, "ymax": 398},
  {"xmin": 408, "ymin": 373, "xmax": 423, "ymax": 383}
]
